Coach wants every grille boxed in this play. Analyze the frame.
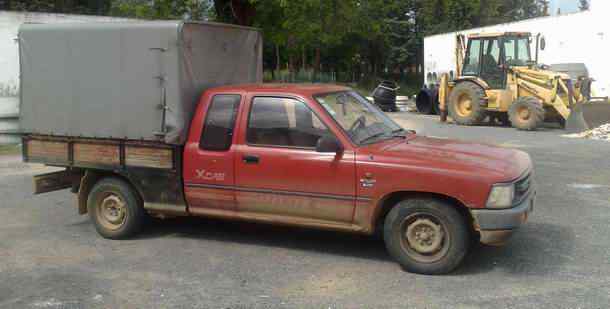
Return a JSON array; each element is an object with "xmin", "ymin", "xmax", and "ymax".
[{"xmin": 513, "ymin": 173, "xmax": 531, "ymax": 204}]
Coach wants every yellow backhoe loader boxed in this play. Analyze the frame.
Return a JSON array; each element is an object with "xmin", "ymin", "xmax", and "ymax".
[{"xmin": 432, "ymin": 32, "xmax": 593, "ymax": 131}]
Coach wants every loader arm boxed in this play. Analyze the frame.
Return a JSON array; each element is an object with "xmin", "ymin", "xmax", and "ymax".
[{"xmin": 513, "ymin": 68, "xmax": 583, "ymax": 120}]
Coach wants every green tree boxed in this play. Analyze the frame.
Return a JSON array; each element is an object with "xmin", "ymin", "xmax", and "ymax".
[
  {"xmin": 109, "ymin": 0, "xmax": 212, "ymax": 20},
  {"xmin": 3, "ymin": 0, "xmax": 110, "ymax": 14}
]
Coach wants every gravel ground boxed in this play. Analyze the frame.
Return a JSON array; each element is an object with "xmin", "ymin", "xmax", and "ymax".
[{"xmin": 1, "ymin": 112, "xmax": 610, "ymax": 309}]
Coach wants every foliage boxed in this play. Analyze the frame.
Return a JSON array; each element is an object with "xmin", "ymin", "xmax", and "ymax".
[
  {"xmin": 2, "ymin": 0, "xmax": 554, "ymax": 89},
  {"xmin": 108, "ymin": 0, "xmax": 212, "ymax": 20}
]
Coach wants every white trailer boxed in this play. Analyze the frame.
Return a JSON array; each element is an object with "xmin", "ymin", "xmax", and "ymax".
[{"xmin": 417, "ymin": 0, "xmax": 610, "ymax": 114}]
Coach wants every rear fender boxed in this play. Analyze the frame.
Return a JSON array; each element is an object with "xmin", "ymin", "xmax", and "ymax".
[{"xmin": 454, "ymin": 77, "xmax": 490, "ymax": 90}]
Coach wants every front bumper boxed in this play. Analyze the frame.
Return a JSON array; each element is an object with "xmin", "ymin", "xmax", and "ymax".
[{"xmin": 470, "ymin": 191, "xmax": 535, "ymax": 246}]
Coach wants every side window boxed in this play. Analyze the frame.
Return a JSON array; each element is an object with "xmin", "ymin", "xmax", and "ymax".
[
  {"xmin": 463, "ymin": 39, "xmax": 481, "ymax": 75},
  {"xmin": 200, "ymin": 94, "xmax": 241, "ymax": 151},
  {"xmin": 482, "ymin": 39, "xmax": 500, "ymax": 64},
  {"xmin": 517, "ymin": 38, "xmax": 530, "ymax": 63},
  {"xmin": 247, "ymin": 97, "xmax": 330, "ymax": 148},
  {"xmin": 504, "ymin": 39, "xmax": 516, "ymax": 64}
]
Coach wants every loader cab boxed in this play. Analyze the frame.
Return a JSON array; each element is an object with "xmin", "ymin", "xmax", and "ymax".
[{"xmin": 462, "ymin": 32, "xmax": 532, "ymax": 89}]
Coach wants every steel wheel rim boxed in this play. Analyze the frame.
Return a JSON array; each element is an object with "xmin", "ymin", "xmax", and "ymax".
[
  {"xmin": 96, "ymin": 193, "xmax": 127, "ymax": 231},
  {"xmin": 518, "ymin": 106, "xmax": 531, "ymax": 121},
  {"xmin": 399, "ymin": 213, "xmax": 450, "ymax": 264},
  {"xmin": 456, "ymin": 93, "xmax": 473, "ymax": 117}
]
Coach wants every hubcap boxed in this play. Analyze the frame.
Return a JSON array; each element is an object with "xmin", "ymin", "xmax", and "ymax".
[
  {"xmin": 405, "ymin": 218, "xmax": 444, "ymax": 254},
  {"xmin": 97, "ymin": 194, "xmax": 126, "ymax": 230},
  {"xmin": 456, "ymin": 94, "xmax": 473, "ymax": 117}
]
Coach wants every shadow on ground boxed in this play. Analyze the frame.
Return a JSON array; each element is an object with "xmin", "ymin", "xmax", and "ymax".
[
  {"xmin": 137, "ymin": 216, "xmax": 391, "ymax": 263},
  {"xmin": 133, "ymin": 217, "xmax": 574, "ymax": 275}
]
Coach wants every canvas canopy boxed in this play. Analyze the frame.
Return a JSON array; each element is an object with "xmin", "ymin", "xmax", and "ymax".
[{"xmin": 19, "ymin": 21, "xmax": 262, "ymax": 144}]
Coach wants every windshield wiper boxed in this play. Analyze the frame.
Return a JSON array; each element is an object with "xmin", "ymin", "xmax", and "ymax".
[
  {"xmin": 392, "ymin": 128, "xmax": 416, "ymax": 136},
  {"xmin": 358, "ymin": 132, "xmax": 387, "ymax": 144}
]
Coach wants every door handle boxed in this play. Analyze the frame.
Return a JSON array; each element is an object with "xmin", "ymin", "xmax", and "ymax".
[{"xmin": 242, "ymin": 155, "xmax": 260, "ymax": 164}]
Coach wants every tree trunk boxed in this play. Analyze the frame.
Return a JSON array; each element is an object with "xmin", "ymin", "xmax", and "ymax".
[
  {"xmin": 289, "ymin": 55, "xmax": 295, "ymax": 81},
  {"xmin": 275, "ymin": 43, "xmax": 280, "ymax": 81},
  {"xmin": 313, "ymin": 47, "xmax": 321, "ymax": 82},
  {"xmin": 302, "ymin": 46, "xmax": 306, "ymax": 72}
]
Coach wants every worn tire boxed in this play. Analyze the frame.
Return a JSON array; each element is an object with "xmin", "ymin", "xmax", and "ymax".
[
  {"xmin": 448, "ymin": 81, "xmax": 487, "ymax": 125},
  {"xmin": 509, "ymin": 96, "xmax": 545, "ymax": 130},
  {"xmin": 383, "ymin": 198, "xmax": 470, "ymax": 275},
  {"xmin": 87, "ymin": 177, "xmax": 146, "ymax": 239},
  {"xmin": 416, "ymin": 90, "xmax": 437, "ymax": 115}
]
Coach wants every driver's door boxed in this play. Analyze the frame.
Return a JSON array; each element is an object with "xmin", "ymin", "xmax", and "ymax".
[
  {"xmin": 479, "ymin": 38, "xmax": 505, "ymax": 89},
  {"xmin": 234, "ymin": 96, "xmax": 356, "ymax": 223}
]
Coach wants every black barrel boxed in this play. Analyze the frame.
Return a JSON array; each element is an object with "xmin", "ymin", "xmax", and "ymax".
[{"xmin": 372, "ymin": 81, "xmax": 399, "ymax": 112}]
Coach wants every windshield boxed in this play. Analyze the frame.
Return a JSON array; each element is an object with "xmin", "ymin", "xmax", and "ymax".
[
  {"xmin": 503, "ymin": 37, "xmax": 531, "ymax": 66},
  {"xmin": 314, "ymin": 91, "xmax": 405, "ymax": 145}
]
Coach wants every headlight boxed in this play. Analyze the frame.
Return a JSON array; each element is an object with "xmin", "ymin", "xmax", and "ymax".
[{"xmin": 486, "ymin": 184, "xmax": 515, "ymax": 209}]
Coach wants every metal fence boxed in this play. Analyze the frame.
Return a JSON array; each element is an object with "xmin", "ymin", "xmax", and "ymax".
[{"xmin": 0, "ymin": 97, "xmax": 19, "ymax": 145}]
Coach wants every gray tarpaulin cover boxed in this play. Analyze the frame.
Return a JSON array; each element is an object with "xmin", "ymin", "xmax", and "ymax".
[{"xmin": 19, "ymin": 21, "xmax": 262, "ymax": 144}]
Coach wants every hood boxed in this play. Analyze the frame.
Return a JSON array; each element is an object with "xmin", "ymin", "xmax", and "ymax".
[{"xmin": 373, "ymin": 135, "xmax": 531, "ymax": 183}]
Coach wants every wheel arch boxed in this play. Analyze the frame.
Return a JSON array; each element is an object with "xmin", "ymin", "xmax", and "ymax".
[
  {"xmin": 77, "ymin": 170, "xmax": 143, "ymax": 215},
  {"xmin": 454, "ymin": 77, "xmax": 490, "ymax": 90},
  {"xmin": 373, "ymin": 191, "xmax": 476, "ymax": 235}
]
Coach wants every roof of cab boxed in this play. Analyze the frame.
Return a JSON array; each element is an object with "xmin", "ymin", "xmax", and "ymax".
[
  {"xmin": 206, "ymin": 83, "xmax": 351, "ymax": 97},
  {"xmin": 467, "ymin": 31, "xmax": 531, "ymax": 38}
]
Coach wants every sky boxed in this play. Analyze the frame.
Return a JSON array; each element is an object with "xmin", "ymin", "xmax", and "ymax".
[{"xmin": 549, "ymin": 0, "xmax": 582, "ymax": 15}]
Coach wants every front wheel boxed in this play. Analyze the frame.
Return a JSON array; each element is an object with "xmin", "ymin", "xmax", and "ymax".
[
  {"xmin": 509, "ymin": 96, "xmax": 545, "ymax": 130},
  {"xmin": 383, "ymin": 198, "xmax": 470, "ymax": 275},
  {"xmin": 87, "ymin": 177, "xmax": 146, "ymax": 239}
]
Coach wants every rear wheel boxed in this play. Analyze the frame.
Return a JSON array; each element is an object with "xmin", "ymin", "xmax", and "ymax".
[
  {"xmin": 509, "ymin": 96, "xmax": 545, "ymax": 130},
  {"xmin": 448, "ymin": 81, "xmax": 487, "ymax": 125},
  {"xmin": 383, "ymin": 198, "xmax": 470, "ymax": 275},
  {"xmin": 87, "ymin": 177, "xmax": 146, "ymax": 239}
]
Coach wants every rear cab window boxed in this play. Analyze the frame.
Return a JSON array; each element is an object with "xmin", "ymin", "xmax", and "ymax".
[{"xmin": 199, "ymin": 94, "xmax": 241, "ymax": 151}]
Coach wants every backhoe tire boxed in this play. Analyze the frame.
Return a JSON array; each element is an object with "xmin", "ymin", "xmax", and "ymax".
[
  {"xmin": 448, "ymin": 81, "xmax": 487, "ymax": 125},
  {"xmin": 87, "ymin": 177, "xmax": 146, "ymax": 239},
  {"xmin": 509, "ymin": 97, "xmax": 545, "ymax": 130},
  {"xmin": 383, "ymin": 198, "xmax": 470, "ymax": 275}
]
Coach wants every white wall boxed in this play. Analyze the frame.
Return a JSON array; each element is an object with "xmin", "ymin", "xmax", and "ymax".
[
  {"xmin": 0, "ymin": 11, "xmax": 132, "ymax": 144},
  {"xmin": 423, "ymin": 0, "xmax": 610, "ymax": 97}
]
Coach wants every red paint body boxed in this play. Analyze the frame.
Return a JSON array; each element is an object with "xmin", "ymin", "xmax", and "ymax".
[{"xmin": 183, "ymin": 84, "xmax": 532, "ymax": 234}]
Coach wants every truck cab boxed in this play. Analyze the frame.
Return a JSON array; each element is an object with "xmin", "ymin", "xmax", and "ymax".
[{"xmin": 461, "ymin": 32, "xmax": 533, "ymax": 89}]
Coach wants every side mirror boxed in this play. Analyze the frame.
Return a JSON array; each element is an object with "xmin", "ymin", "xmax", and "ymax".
[
  {"xmin": 316, "ymin": 136, "xmax": 343, "ymax": 153},
  {"xmin": 540, "ymin": 36, "xmax": 546, "ymax": 51}
]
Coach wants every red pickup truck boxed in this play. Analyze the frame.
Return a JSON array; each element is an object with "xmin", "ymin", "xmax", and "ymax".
[
  {"xmin": 20, "ymin": 22, "xmax": 534, "ymax": 274},
  {"xmin": 24, "ymin": 84, "xmax": 535, "ymax": 275}
]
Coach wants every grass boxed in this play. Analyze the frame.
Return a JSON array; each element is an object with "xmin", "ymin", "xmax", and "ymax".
[{"xmin": 0, "ymin": 144, "xmax": 21, "ymax": 156}]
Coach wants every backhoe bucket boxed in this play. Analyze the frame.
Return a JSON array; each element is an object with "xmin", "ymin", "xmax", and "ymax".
[{"xmin": 565, "ymin": 102, "xmax": 589, "ymax": 133}]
